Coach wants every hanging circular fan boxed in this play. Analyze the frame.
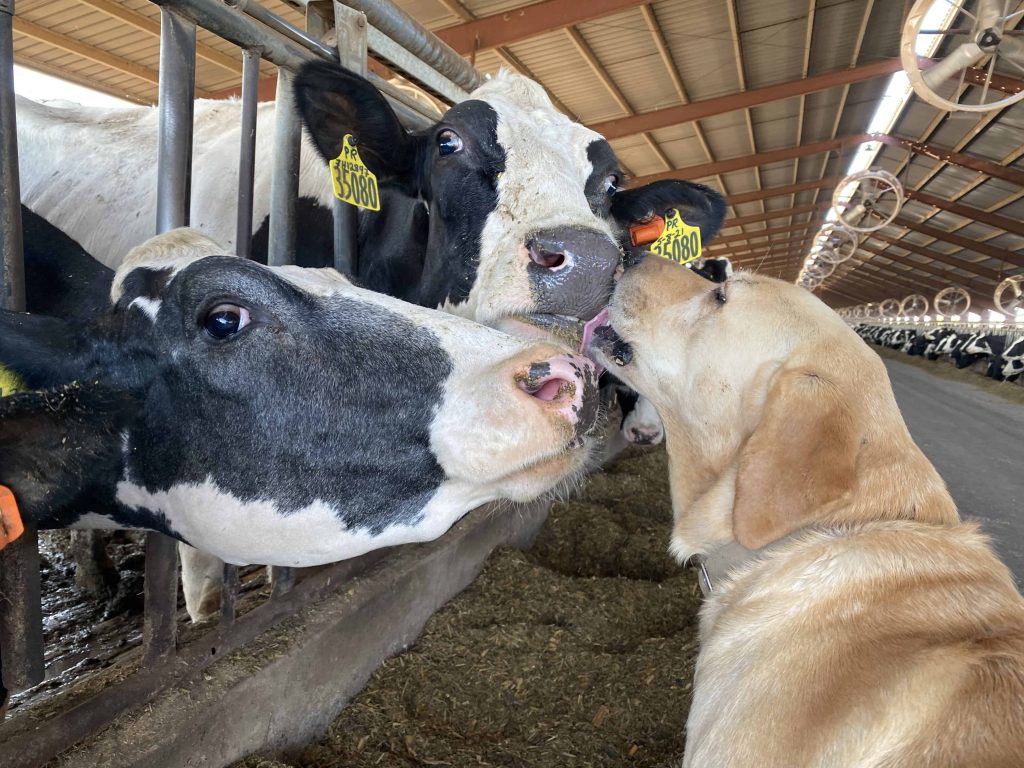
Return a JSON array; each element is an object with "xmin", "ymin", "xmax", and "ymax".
[
  {"xmin": 934, "ymin": 286, "xmax": 971, "ymax": 316},
  {"xmin": 832, "ymin": 169, "xmax": 904, "ymax": 233},
  {"xmin": 901, "ymin": 0, "xmax": 1024, "ymax": 113},
  {"xmin": 814, "ymin": 223, "xmax": 858, "ymax": 263},
  {"xmin": 864, "ymin": 303, "xmax": 882, "ymax": 320},
  {"xmin": 805, "ymin": 259, "xmax": 836, "ymax": 280},
  {"xmin": 853, "ymin": 305, "xmax": 868, "ymax": 320},
  {"xmin": 899, "ymin": 293, "xmax": 930, "ymax": 316},
  {"xmin": 993, "ymin": 275, "xmax": 1024, "ymax": 315},
  {"xmin": 880, "ymin": 298, "xmax": 902, "ymax": 318}
]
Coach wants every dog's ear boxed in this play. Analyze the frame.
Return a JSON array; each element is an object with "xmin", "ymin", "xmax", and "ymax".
[{"xmin": 733, "ymin": 368, "xmax": 860, "ymax": 550}]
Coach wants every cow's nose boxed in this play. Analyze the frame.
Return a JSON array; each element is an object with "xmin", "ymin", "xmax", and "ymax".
[
  {"xmin": 515, "ymin": 353, "xmax": 599, "ymax": 439},
  {"xmin": 525, "ymin": 227, "xmax": 622, "ymax": 320}
]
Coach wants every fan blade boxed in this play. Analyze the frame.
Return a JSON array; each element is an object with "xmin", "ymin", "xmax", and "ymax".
[
  {"xmin": 998, "ymin": 34, "xmax": 1024, "ymax": 69},
  {"xmin": 922, "ymin": 42, "xmax": 984, "ymax": 89},
  {"xmin": 977, "ymin": 0, "xmax": 1002, "ymax": 29}
]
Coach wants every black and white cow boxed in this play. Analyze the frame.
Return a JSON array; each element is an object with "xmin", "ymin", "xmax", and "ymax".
[
  {"xmin": 18, "ymin": 65, "xmax": 725, "ymax": 341},
  {"xmin": 1002, "ymin": 338, "xmax": 1024, "ymax": 382},
  {"xmin": 0, "ymin": 230, "xmax": 600, "ymax": 570}
]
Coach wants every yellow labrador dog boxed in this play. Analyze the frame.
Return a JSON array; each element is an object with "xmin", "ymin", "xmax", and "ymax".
[{"xmin": 588, "ymin": 256, "xmax": 1024, "ymax": 768}]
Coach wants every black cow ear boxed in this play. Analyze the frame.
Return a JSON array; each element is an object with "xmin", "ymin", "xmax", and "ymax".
[
  {"xmin": 294, "ymin": 61, "xmax": 418, "ymax": 186},
  {"xmin": 0, "ymin": 310, "xmax": 84, "ymax": 390},
  {"xmin": 612, "ymin": 179, "xmax": 727, "ymax": 244}
]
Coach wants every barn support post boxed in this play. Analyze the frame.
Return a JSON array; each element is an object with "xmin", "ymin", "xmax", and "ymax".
[
  {"xmin": 266, "ymin": 67, "xmax": 300, "ymax": 267},
  {"xmin": 146, "ymin": 6, "xmax": 199, "ymax": 663},
  {"xmin": 235, "ymin": 47, "xmax": 261, "ymax": 259},
  {"xmin": 327, "ymin": 1, "xmax": 367, "ymax": 277},
  {"xmin": 0, "ymin": 0, "xmax": 46, "ymax": 700}
]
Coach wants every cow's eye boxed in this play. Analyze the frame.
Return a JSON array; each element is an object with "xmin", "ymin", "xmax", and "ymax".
[
  {"xmin": 438, "ymin": 129, "xmax": 463, "ymax": 156},
  {"xmin": 204, "ymin": 304, "xmax": 250, "ymax": 339},
  {"xmin": 604, "ymin": 174, "xmax": 619, "ymax": 195}
]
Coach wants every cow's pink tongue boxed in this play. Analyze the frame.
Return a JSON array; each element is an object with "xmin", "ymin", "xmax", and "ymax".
[{"xmin": 580, "ymin": 308, "xmax": 610, "ymax": 373}]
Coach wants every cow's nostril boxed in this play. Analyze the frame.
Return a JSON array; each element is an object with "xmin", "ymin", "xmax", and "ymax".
[
  {"xmin": 518, "ymin": 376, "xmax": 572, "ymax": 402},
  {"xmin": 528, "ymin": 240, "xmax": 567, "ymax": 269}
]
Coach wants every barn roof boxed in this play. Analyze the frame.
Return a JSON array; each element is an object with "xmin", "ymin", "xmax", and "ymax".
[{"xmin": 10, "ymin": 0, "xmax": 1024, "ymax": 313}]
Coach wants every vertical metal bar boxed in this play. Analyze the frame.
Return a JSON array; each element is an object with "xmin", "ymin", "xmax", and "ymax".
[
  {"xmin": 270, "ymin": 565, "xmax": 295, "ymax": 599},
  {"xmin": 0, "ymin": 0, "xmax": 23, "ymax": 313},
  {"xmin": 330, "ymin": 1, "xmax": 368, "ymax": 277},
  {"xmin": 235, "ymin": 48, "xmax": 260, "ymax": 259},
  {"xmin": 267, "ymin": 67, "xmax": 300, "ymax": 267},
  {"xmin": 156, "ymin": 8, "xmax": 196, "ymax": 233},
  {"xmin": 144, "ymin": 7, "xmax": 197, "ymax": 664},
  {"xmin": 219, "ymin": 564, "xmax": 240, "ymax": 627},
  {"xmin": 0, "ymin": 0, "xmax": 44, "ymax": 698}
]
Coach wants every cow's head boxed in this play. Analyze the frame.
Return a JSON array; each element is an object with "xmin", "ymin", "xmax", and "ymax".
[
  {"xmin": 294, "ymin": 63, "xmax": 726, "ymax": 342},
  {"xmin": 0, "ymin": 230, "xmax": 600, "ymax": 566}
]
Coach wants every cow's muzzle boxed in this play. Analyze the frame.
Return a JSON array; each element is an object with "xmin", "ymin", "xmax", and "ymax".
[{"xmin": 525, "ymin": 227, "xmax": 621, "ymax": 323}]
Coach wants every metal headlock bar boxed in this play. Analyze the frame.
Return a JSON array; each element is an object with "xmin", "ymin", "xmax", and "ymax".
[{"xmin": 0, "ymin": 0, "xmax": 482, "ymax": 763}]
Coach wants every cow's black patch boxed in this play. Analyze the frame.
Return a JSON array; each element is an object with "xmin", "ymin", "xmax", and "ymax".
[
  {"xmin": 250, "ymin": 196, "xmax": 336, "ymax": 269},
  {"xmin": 2, "ymin": 257, "xmax": 453, "ymax": 536},
  {"xmin": 23, "ymin": 204, "xmax": 113, "ymax": 321},
  {"xmin": 127, "ymin": 257, "xmax": 452, "ymax": 533}
]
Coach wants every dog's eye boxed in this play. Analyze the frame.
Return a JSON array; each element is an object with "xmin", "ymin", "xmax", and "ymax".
[
  {"xmin": 205, "ymin": 304, "xmax": 250, "ymax": 339},
  {"xmin": 714, "ymin": 286, "xmax": 727, "ymax": 305}
]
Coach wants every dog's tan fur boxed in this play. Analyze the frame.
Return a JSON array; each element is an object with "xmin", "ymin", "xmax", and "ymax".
[{"xmin": 594, "ymin": 257, "xmax": 1024, "ymax": 768}]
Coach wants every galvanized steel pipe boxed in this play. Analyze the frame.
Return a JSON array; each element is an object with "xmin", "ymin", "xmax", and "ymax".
[
  {"xmin": 0, "ymin": 0, "xmax": 24, "ymax": 313},
  {"xmin": 343, "ymin": 0, "xmax": 483, "ymax": 92},
  {"xmin": 267, "ymin": 67, "xmax": 301, "ymax": 266},
  {"xmin": 235, "ymin": 47, "xmax": 260, "ymax": 258}
]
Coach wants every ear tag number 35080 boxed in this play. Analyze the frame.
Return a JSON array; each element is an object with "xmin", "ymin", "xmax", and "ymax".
[
  {"xmin": 330, "ymin": 134, "xmax": 380, "ymax": 211},
  {"xmin": 650, "ymin": 208, "xmax": 702, "ymax": 266}
]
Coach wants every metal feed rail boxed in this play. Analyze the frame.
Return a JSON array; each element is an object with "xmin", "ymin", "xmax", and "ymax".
[{"xmin": 0, "ymin": 1, "xmax": 481, "ymax": 762}]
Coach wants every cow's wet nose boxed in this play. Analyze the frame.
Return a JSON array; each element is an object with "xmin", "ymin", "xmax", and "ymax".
[
  {"xmin": 526, "ymin": 227, "xmax": 621, "ymax": 321},
  {"xmin": 515, "ymin": 353, "xmax": 600, "ymax": 439}
]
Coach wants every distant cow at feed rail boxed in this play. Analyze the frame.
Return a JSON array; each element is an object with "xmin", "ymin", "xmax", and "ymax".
[
  {"xmin": 1002, "ymin": 338, "xmax": 1024, "ymax": 381},
  {"xmin": 17, "ymin": 62, "xmax": 726, "ymax": 346},
  {"xmin": 0, "ymin": 230, "xmax": 600, "ymax": 569}
]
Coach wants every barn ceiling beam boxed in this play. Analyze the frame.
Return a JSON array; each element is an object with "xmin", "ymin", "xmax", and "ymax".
[
  {"xmin": 851, "ymin": 243, "xmax": 997, "ymax": 292},
  {"xmin": 904, "ymin": 191, "xmax": 1024, "ymax": 238},
  {"xmin": 592, "ymin": 59, "xmax": 904, "ymax": 141},
  {"xmin": 891, "ymin": 216, "xmax": 1024, "ymax": 269},
  {"xmin": 76, "ymin": 0, "xmax": 242, "ymax": 75},
  {"xmin": 726, "ymin": 177, "xmax": 841, "ymax": 206},
  {"xmin": 840, "ymin": 260, "xmax": 952, "ymax": 296},
  {"xmin": 11, "ymin": 17, "xmax": 187, "ymax": 93},
  {"xmin": 820, "ymin": 286, "xmax": 875, "ymax": 305},
  {"xmin": 708, "ymin": 222, "xmax": 816, "ymax": 247},
  {"xmin": 722, "ymin": 202, "xmax": 831, "ymax": 230},
  {"xmin": 864, "ymin": 233, "xmax": 1001, "ymax": 281},
  {"xmin": 435, "ymin": 0, "xmax": 646, "ymax": 55},
  {"xmin": 843, "ymin": 264, "xmax": 995, "ymax": 312},
  {"xmin": 708, "ymin": 233, "xmax": 817, "ymax": 257},
  {"xmin": 873, "ymin": 135, "xmax": 1024, "ymax": 188},
  {"xmin": 633, "ymin": 132, "xmax": 1024, "ymax": 188},
  {"xmin": 730, "ymin": 249, "xmax": 809, "ymax": 267}
]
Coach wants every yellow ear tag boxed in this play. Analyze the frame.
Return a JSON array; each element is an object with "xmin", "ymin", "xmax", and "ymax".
[
  {"xmin": 329, "ymin": 134, "xmax": 381, "ymax": 211},
  {"xmin": 650, "ymin": 208, "xmax": 702, "ymax": 266},
  {"xmin": 0, "ymin": 365, "xmax": 25, "ymax": 398}
]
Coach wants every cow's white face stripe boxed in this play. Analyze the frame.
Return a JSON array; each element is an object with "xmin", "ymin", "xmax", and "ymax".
[{"xmin": 128, "ymin": 296, "xmax": 161, "ymax": 321}]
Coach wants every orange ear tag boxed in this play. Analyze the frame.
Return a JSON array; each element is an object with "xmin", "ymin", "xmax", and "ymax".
[{"xmin": 0, "ymin": 485, "xmax": 25, "ymax": 550}]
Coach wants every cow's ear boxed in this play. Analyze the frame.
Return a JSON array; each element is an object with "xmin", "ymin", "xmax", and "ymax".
[
  {"xmin": 0, "ymin": 310, "xmax": 86, "ymax": 389},
  {"xmin": 612, "ymin": 179, "xmax": 727, "ymax": 244},
  {"xmin": 294, "ymin": 61, "xmax": 419, "ymax": 185},
  {"xmin": 0, "ymin": 384, "xmax": 139, "ymax": 524}
]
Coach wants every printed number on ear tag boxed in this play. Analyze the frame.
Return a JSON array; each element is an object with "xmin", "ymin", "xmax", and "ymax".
[
  {"xmin": 650, "ymin": 209, "xmax": 702, "ymax": 266},
  {"xmin": 330, "ymin": 134, "xmax": 381, "ymax": 211}
]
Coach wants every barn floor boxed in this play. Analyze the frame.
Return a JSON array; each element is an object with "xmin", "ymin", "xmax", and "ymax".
[
  {"xmin": 880, "ymin": 352, "xmax": 1024, "ymax": 581},
  {"xmin": 236, "ymin": 445, "xmax": 703, "ymax": 768}
]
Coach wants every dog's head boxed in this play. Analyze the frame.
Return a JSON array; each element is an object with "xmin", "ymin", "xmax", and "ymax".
[{"xmin": 589, "ymin": 256, "xmax": 957, "ymax": 560}]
